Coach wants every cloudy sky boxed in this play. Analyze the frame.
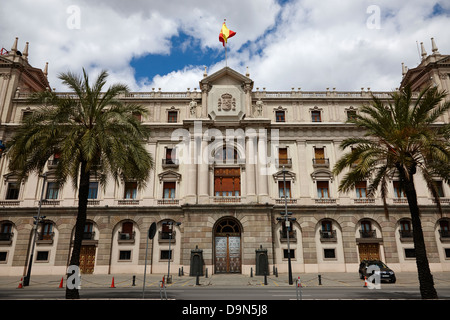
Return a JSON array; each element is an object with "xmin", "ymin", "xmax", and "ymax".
[{"xmin": 1, "ymin": 0, "xmax": 449, "ymax": 92}]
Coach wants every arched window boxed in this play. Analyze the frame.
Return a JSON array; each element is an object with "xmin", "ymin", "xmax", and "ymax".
[{"xmin": 214, "ymin": 146, "xmax": 238, "ymax": 163}]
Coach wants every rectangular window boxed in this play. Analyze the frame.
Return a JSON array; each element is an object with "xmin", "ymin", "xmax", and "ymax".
[
  {"xmin": 311, "ymin": 110, "xmax": 321, "ymax": 122},
  {"xmin": 393, "ymin": 181, "xmax": 405, "ymax": 198},
  {"xmin": 168, "ymin": 111, "xmax": 178, "ymax": 123},
  {"xmin": 119, "ymin": 250, "xmax": 131, "ymax": 261},
  {"xmin": 124, "ymin": 182, "xmax": 137, "ymax": 199},
  {"xmin": 36, "ymin": 251, "xmax": 49, "ymax": 261},
  {"xmin": 6, "ymin": 182, "xmax": 20, "ymax": 200},
  {"xmin": 324, "ymin": 249, "xmax": 336, "ymax": 259},
  {"xmin": 0, "ymin": 252, "xmax": 7, "ymax": 262},
  {"xmin": 347, "ymin": 110, "xmax": 357, "ymax": 121},
  {"xmin": 445, "ymin": 248, "xmax": 450, "ymax": 259},
  {"xmin": 278, "ymin": 181, "xmax": 291, "ymax": 198},
  {"xmin": 88, "ymin": 182, "xmax": 98, "ymax": 199},
  {"xmin": 435, "ymin": 181, "xmax": 445, "ymax": 197},
  {"xmin": 317, "ymin": 181, "xmax": 329, "ymax": 199},
  {"xmin": 46, "ymin": 182, "xmax": 59, "ymax": 200},
  {"xmin": 275, "ymin": 110, "xmax": 285, "ymax": 122},
  {"xmin": 283, "ymin": 249, "xmax": 295, "ymax": 259},
  {"xmin": 355, "ymin": 181, "xmax": 367, "ymax": 198},
  {"xmin": 404, "ymin": 248, "xmax": 416, "ymax": 258},
  {"xmin": 163, "ymin": 182, "xmax": 176, "ymax": 199},
  {"xmin": 160, "ymin": 250, "xmax": 173, "ymax": 260}
]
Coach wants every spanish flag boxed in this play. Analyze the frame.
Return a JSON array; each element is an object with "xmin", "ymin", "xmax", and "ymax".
[{"xmin": 219, "ymin": 22, "xmax": 236, "ymax": 47}]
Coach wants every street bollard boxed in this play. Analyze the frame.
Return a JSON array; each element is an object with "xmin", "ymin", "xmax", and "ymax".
[
  {"xmin": 264, "ymin": 272, "xmax": 268, "ymax": 285},
  {"xmin": 132, "ymin": 275, "xmax": 136, "ymax": 286},
  {"xmin": 318, "ymin": 274, "xmax": 322, "ymax": 285},
  {"xmin": 196, "ymin": 272, "xmax": 200, "ymax": 285},
  {"xmin": 178, "ymin": 268, "xmax": 181, "ymax": 276},
  {"xmin": 205, "ymin": 268, "xmax": 208, "ymax": 278},
  {"xmin": 275, "ymin": 267, "xmax": 278, "ymax": 277},
  {"xmin": 296, "ymin": 277, "xmax": 302, "ymax": 300},
  {"xmin": 250, "ymin": 267, "xmax": 253, "ymax": 277}
]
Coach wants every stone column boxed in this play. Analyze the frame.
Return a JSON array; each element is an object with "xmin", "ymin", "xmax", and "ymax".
[
  {"xmin": 246, "ymin": 133, "xmax": 257, "ymax": 203},
  {"xmin": 257, "ymin": 129, "xmax": 269, "ymax": 203},
  {"xmin": 197, "ymin": 137, "xmax": 209, "ymax": 204}
]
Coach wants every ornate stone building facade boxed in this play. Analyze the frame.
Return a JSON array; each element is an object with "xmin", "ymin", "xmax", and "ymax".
[{"xmin": 0, "ymin": 37, "xmax": 449, "ymax": 276}]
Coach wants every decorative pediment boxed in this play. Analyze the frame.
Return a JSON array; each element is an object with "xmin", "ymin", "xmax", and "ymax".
[
  {"xmin": 273, "ymin": 170, "xmax": 296, "ymax": 182},
  {"xmin": 310, "ymin": 168, "xmax": 334, "ymax": 182},
  {"xmin": 158, "ymin": 170, "xmax": 181, "ymax": 182}
]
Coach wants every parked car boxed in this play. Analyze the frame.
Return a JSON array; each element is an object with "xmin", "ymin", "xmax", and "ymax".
[{"xmin": 359, "ymin": 260, "xmax": 396, "ymax": 283}]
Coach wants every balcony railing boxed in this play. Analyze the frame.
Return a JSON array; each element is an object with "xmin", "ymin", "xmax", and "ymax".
[
  {"xmin": 82, "ymin": 231, "xmax": 95, "ymax": 241},
  {"xmin": 439, "ymin": 229, "xmax": 450, "ymax": 242},
  {"xmin": 359, "ymin": 230, "xmax": 377, "ymax": 238},
  {"xmin": 118, "ymin": 231, "xmax": 135, "ymax": 241},
  {"xmin": 276, "ymin": 198, "xmax": 297, "ymax": 204},
  {"xmin": 399, "ymin": 230, "xmax": 413, "ymax": 242},
  {"xmin": 280, "ymin": 230, "xmax": 297, "ymax": 242},
  {"xmin": 312, "ymin": 158, "xmax": 329, "ymax": 167},
  {"xmin": 37, "ymin": 232, "xmax": 55, "ymax": 241},
  {"xmin": 157, "ymin": 199, "xmax": 180, "ymax": 205},
  {"xmin": 320, "ymin": 230, "xmax": 337, "ymax": 242},
  {"xmin": 276, "ymin": 158, "xmax": 292, "ymax": 168},
  {"xmin": 0, "ymin": 232, "xmax": 13, "ymax": 242},
  {"xmin": 162, "ymin": 159, "xmax": 179, "ymax": 168},
  {"xmin": 0, "ymin": 200, "xmax": 20, "ymax": 206},
  {"xmin": 315, "ymin": 198, "xmax": 336, "ymax": 204},
  {"xmin": 118, "ymin": 199, "xmax": 139, "ymax": 205},
  {"xmin": 158, "ymin": 230, "xmax": 176, "ymax": 243},
  {"xmin": 213, "ymin": 196, "xmax": 241, "ymax": 203},
  {"xmin": 353, "ymin": 198, "xmax": 375, "ymax": 204}
]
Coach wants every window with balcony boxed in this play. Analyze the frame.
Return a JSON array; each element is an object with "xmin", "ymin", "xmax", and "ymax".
[
  {"xmin": 320, "ymin": 220, "xmax": 336, "ymax": 241},
  {"xmin": 313, "ymin": 147, "xmax": 328, "ymax": 166},
  {"xmin": 317, "ymin": 181, "xmax": 329, "ymax": 199},
  {"xmin": 214, "ymin": 168, "xmax": 240, "ymax": 201},
  {"xmin": 0, "ymin": 222, "xmax": 13, "ymax": 242},
  {"xmin": 163, "ymin": 148, "xmax": 178, "ymax": 167},
  {"xmin": 45, "ymin": 182, "xmax": 59, "ymax": 200},
  {"xmin": 39, "ymin": 222, "xmax": 54, "ymax": 241},
  {"xmin": 355, "ymin": 181, "xmax": 367, "ymax": 198},
  {"xmin": 393, "ymin": 181, "xmax": 405, "ymax": 198},
  {"xmin": 163, "ymin": 182, "xmax": 176, "ymax": 199},
  {"xmin": 214, "ymin": 146, "xmax": 239, "ymax": 164},
  {"xmin": 439, "ymin": 220, "xmax": 450, "ymax": 240},
  {"xmin": 399, "ymin": 219, "xmax": 412, "ymax": 240},
  {"xmin": 83, "ymin": 222, "xmax": 95, "ymax": 240},
  {"xmin": 6, "ymin": 182, "xmax": 20, "ymax": 200},
  {"xmin": 278, "ymin": 181, "xmax": 291, "ymax": 199},
  {"xmin": 277, "ymin": 148, "xmax": 291, "ymax": 167},
  {"xmin": 275, "ymin": 110, "xmax": 285, "ymax": 122},
  {"xmin": 124, "ymin": 182, "xmax": 137, "ymax": 199},
  {"xmin": 119, "ymin": 221, "xmax": 134, "ymax": 241},
  {"xmin": 360, "ymin": 220, "xmax": 376, "ymax": 238},
  {"xmin": 88, "ymin": 182, "xmax": 98, "ymax": 199}
]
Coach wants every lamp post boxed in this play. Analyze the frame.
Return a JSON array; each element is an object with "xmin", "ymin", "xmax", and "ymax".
[
  {"xmin": 276, "ymin": 166, "xmax": 295, "ymax": 285},
  {"xmin": 23, "ymin": 173, "xmax": 47, "ymax": 286},
  {"xmin": 167, "ymin": 221, "xmax": 181, "ymax": 284}
]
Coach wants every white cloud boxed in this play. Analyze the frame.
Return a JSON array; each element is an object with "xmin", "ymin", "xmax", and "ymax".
[{"xmin": 1, "ymin": 0, "xmax": 449, "ymax": 93}]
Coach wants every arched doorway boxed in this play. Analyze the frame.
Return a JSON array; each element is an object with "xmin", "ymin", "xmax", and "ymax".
[{"xmin": 214, "ymin": 217, "xmax": 241, "ymax": 273}]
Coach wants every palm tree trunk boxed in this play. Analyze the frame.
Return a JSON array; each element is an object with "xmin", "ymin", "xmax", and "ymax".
[
  {"xmin": 403, "ymin": 175, "xmax": 438, "ymax": 299},
  {"xmin": 66, "ymin": 161, "xmax": 90, "ymax": 299}
]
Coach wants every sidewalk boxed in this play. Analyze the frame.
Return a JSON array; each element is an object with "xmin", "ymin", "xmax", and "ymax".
[{"xmin": 1, "ymin": 272, "xmax": 450, "ymax": 289}]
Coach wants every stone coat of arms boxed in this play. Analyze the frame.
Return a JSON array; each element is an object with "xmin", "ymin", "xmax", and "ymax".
[{"xmin": 218, "ymin": 93, "xmax": 236, "ymax": 111}]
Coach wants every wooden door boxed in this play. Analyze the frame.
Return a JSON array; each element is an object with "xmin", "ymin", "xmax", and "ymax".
[
  {"xmin": 358, "ymin": 243, "xmax": 380, "ymax": 261},
  {"xmin": 79, "ymin": 245, "xmax": 96, "ymax": 274}
]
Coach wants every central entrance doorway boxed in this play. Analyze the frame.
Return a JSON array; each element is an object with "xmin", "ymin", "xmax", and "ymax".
[{"xmin": 214, "ymin": 218, "xmax": 241, "ymax": 273}]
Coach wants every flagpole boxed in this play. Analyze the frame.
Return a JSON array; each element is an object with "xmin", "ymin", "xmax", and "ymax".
[{"xmin": 225, "ymin": 42, "xmax": 227, "ymax": 67}]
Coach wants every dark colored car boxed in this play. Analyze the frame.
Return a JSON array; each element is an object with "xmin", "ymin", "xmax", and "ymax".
[{"xmin": 359, "ymin": 260, "xmax": 396, "ymax": 283}]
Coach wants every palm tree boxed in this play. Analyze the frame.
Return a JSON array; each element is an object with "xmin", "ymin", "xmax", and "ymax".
[
  {"xmin": 333, "ymin": 85, "xmax": 450, "ymax": 299},
  {"xmin": 6, "ymin": 69, "xmax": 153, "ymax": 299}
]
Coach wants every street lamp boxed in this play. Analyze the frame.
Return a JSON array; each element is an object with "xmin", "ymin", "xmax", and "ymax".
[
  {"xmin": 167, "ymin": 221, "xmax": 181, "ymax": 284},
  {"xmin": 276, "ymin": 166, "xmax": 296, "ymax": 285},
  {"xmin": 23, "ymin": 173, "xmax": 47, "ymax": 286}
]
